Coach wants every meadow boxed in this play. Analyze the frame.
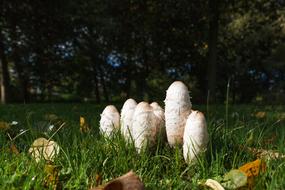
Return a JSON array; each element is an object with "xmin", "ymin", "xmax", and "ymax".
[{"xmin": 0, "ymin": 103, "xmax": 285, "ymax": 189}]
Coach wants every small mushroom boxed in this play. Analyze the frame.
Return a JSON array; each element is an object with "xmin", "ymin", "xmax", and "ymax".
[
  {"xmin": 120, "ymin": 99, "xmax": 137, "ymax": 142},
  {"xmin": 100, "ymin": 105, "xmax": 120, "ymax": 137},
  {"xmin": 164, "ymin": 81, "xmax": 192, "ymax": 146},
  {"xmin": 132, "ymin": 102, "xmax": 157, "ymax": 152},
  {"xmin": 183, "ymin": 110, "xmax": 209, "ymax": 163},
  {"xmin": 29, "ymin": 137, "xmax": 60, "ymax": 162}
]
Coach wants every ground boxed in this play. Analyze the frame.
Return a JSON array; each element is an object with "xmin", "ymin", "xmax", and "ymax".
[{"xmin": 0, "ymin": 103, "xmax": 284, "ymax": 189}]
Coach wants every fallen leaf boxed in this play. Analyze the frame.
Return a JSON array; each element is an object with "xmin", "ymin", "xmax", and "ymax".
[
  {"xmin": 0, "ymin": 121, "xmax": 10, "ymax": 131},
  {"xmin": 239, "ymin": 159, "xmax": 266, "ymax": 177},
  {"xmin": 90, "ymin": 171, "xmax": 145, "ymax": 190},
  {"xmin": 29, "ymin": 137, "xmax": 60, "ymax": 162},
  {"xmin": 262, "ymin": 134, "xmax": 276, "ymax": 145},
  {"xmin": 80, "ymin": 116, "xmax": 90, "ymax": 133},
  {"xmin": 205, "ymin": 179, "xmax": 225, "ymax": 190},
  {"xmin": 44, "ymin": 163, "xmax": 60, "ymax": 189},
  {"xmin": 96, "ymin": 173, "xmax": 103, "ymax": 186},
  {"xmin": 221, "ymin": 169, "xmax": 247, "ymax": 189},
  {"xmin": 238, "ymin": 159, "xmax": 266, "ymax": 189},
  {"xmin": 44, "ymin": 114, "xmax": 60, "ymax": 122},
  {"xmin": 254, "ymin": 111, "xmax": 266, "ymax": 119},
  {"xmin": 10, "ymin": 143, "xmax": 20, "ymax": 155},
  {"xmin": 277, "ymin": 112, "xmax": 285, "ymax": 120},
  {"xmin": 242, "ymin": 146, "xmax": 285, "ymax": 160}
]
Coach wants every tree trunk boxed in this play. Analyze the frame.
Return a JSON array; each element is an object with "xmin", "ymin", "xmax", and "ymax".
[
  {"xmin": 0, "ymin": 35, "xmax": 11, "ymax": 104},
  {"xmin": 207, "ymin": 0, "xmax": 219, "ymax": 104},
  {"xmin": 98, "ymin": 65, "xmax": 109, "ymax": 102},
  {"xmin": 93, "ymin": 65, "xmax": 101, "ymax": 103},
  {"xmin": 13, "ymin": 54, "xmax": 30, "ymax": 103}
]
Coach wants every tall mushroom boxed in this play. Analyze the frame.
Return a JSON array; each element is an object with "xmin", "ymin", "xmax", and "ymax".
[
  {"xmin": 164, "ymin": 81, "xmax": 192, "ymax": 146},
  {"xmin": 120, "ymin": 98, "xmax": 137, "ymax": 141},
  {"xmin": 100, "ymin": 105, "xmax": 120, "ymax": 137},
  {"xmin": 150, "ymin": 102, "xmax": 166, "ymax": 142},
  {"xmin": 132, "ymin": 102, "xmax": 157, "ymax": 152},
  {"xmin": 183, "ymin": 110, "xmax": 209, "ymax": 163}
]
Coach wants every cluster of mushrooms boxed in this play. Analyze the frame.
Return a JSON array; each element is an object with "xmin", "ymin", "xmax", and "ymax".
[{"xmin": 99, "ymin": 81, "xmax": 209, "ymax": 163}]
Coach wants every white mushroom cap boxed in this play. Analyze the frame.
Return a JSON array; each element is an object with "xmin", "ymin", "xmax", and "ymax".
[
  {"xmin": 132, "ymin": 102, "xmax": 157, "ymax": 152},
  {"xmin": 100, "ymin": 105, "xmax": 120, "ymax": 137},
  {"xmin": 164, "ymin": 81, "xmax": 192, "ymax": 106},
  {"xmin": 164, "ymin": 81, "xmax": 192, "ymax": 146},
  {"xmin": 28, "ymin": 137, "xmax": 60, "ymax": 162},
  {"xmin": 121, "ymin": 99, "xmax": 137, "ymax": 113},
  {"xmin": 183, "ymin": 110, "xmax": 209, "ymax": 163},
  {"xmin": 120, "ymin": 99, "xmax": 137, "ymax": 141}
]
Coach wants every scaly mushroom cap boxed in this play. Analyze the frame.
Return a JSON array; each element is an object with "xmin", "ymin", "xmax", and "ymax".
[
  {"xmin": 120, "ymin": 99, "xmax": 137, "ymax": 141},
  {"xmin": 164, "ymin": 81, "xmax": 192, "ymax": 105},
  {"xmin": 183, "ymin": 110, "xmax": 209, "ymax": 163},
  {"xmin": 164, "ymin": 81, "xmax": 192, "ymax": 146},
  {"xmin": 132, "ymin": 102, "xmax": 157, "ymax": 152},
  {"xmin": 28, "ymin": 137, "xmax": 60, "ymax": 162},
  {"xmin": 100, "ymin": 105, "xmax": 120, "ymax": 137}
]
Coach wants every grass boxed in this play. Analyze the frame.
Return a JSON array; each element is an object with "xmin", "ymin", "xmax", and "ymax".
[{"xmin": 0, "ymin": 103, "xmax": 285, "ymax": 189}]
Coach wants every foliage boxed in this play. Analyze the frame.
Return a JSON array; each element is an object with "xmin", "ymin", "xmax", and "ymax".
[{"xmin": 0, "ymin": 1, "xmax": 284, "ymax": 103}]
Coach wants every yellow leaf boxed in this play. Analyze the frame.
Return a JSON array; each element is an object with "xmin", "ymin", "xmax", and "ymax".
[
  {"xmin": 80, "ymin": 116, "xmax": 90, "ymax": 133},
  {"xmin": 239, "ymin": 159, "xmax": 266, "ymax": 177},
  {"xmin": 239, "ymin": 159, "xmax": 266, "ymax": 189}
]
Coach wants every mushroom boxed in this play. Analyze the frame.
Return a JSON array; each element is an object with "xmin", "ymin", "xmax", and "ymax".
[
  {"xmin": 150, "ymin": 102, "xmax": 166, "ymax": 142},
  {"xmin": 28, "ymin": 137, "xmax": 60, "ymax": 163},
  {"xmin": 132, "ymin": 102, "xmax": 157, "ymax": 152},
  {"xmin": 100, "ymin": 105, "xmax": 120, "ymax": 137},
  {"xmin": 183, "ymin": 110, "xmax": 209, "ymax": 163},
  {"xmin": 120, "ymin": 99, "xmax": 137, "ymax": 142},
  {"xmin": 164, "ymin": 81, "xmax": 192, "ymax": 146}
]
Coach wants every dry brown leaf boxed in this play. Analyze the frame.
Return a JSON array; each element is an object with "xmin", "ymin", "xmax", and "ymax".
[
  {"xmin": 29, "ymin": 137, "xmax": 60, "ymax": 162},
  {"xmin": 277, "ymin": 112, "xmax": 285, "ymax": 120},
  {"xmin": 96, "ymin": 173, "xmax": 103, "ymax": 186},
  {"xmin": 0, "ymin": 121, "xmax": 10, "ymax": 131},
  {"xmin": 242, "ymin": 146, "xmax": 285, "ymax": 160},
  {"xmin": 10, "ymin": 143, "xmax": 20, "ymax": 155},
  {"xmin": 80, "ymin": 116, "xmax": 90, "ymax": 133},
  {"xmin": 254, "ymin": 111, "xmax": 266, "ymax": 119},
  {"xmin": 90, "ymin": 171, "xmax": 145, "ymax": 190},
  {"xmin": 44, "ymin": 164, "xmax": 60, "ymax": 189},
  {"xmin": 205, "ymin": 179, "xmax": 225, "ymax": 190}
]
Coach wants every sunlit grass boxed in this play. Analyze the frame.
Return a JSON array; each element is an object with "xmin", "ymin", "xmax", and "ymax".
[{"xmin": 0, "ymin": 104, "xmax": 284, "ymax": 189}]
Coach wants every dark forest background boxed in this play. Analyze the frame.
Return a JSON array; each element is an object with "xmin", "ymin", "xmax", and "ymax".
[{"xmin": 0, "ymin": 0, "xmax": 285, "ymax": 104}]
